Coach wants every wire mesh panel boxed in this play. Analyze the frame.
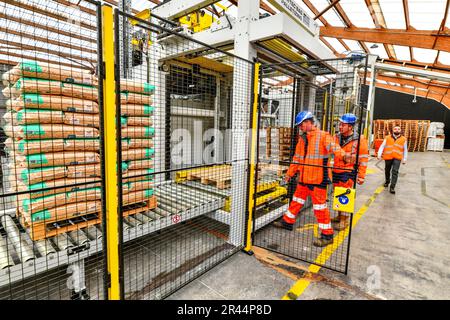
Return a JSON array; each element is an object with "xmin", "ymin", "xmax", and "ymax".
[
  {"xmin": 114, "ymin": 10, "xmax": 254, "ymax": 299},
  {"xmin": 253, "ymin": 57, "xmax": 369, "ymax": 274},
  {"xmin": 0, "ymin": 0, "xmax": 106, "ymax": 299}
]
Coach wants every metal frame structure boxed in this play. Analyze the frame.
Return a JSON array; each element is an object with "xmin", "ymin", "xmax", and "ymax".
[{"xmin": 3, "ymin": 0, "xmax": 445, "ymax": 299}]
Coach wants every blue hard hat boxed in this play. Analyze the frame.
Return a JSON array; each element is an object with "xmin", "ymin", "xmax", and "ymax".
[
  {"xmin": 295, "ymin": 111, "xmax": 314, "ymax": 126},
  {"xmin": 339, "ymin": 113, "xmax": 357, "ymax": 124}
]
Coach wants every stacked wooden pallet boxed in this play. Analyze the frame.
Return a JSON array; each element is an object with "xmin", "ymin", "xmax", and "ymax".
[
  {"xmin": 186, "ymin": 165, "xmax": 231, "ymax": 190},
  {"xmin": 1, "ymin": 60, "xmax": 157, "ymax": 240},
  {"xmin": 266, "ymin": 127, "xmax": 292, "ymax": 162},
  {"xmin": 372, "ymin": 119, "xmax": 430, "ymax": 152}
]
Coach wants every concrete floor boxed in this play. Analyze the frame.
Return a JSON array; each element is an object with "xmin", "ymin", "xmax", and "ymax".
[{"xmin": 167, "ymin": 151, "xmax": 450, "ymax": 300}]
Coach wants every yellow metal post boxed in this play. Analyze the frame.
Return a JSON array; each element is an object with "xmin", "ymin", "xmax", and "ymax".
[
  {"xmin": 330, "ymin": 96, "xmax": 336, "ymax": 135},
  {"xmin": 322, "ymin": 91, "xmax": 328, "ymax": 130},
  {"xmin": 244, "ymin": 63, "xmax": 260, "ymax": 253},
  {"xmin": 101, "ymin": 5, "xmax": 120, "ymax": 300}
]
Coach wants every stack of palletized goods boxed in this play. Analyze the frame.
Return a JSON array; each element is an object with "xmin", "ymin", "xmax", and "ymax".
[
  {"xmin": 372, "ymin": 119, "xmax": 431, "ymax": 152},
  {"xmin": 1, "ymin": 60, "xmax": 102, "ymax": 240},
  {"xmin": 119, "ymin": 79, "xmax": 157, "ymax": 213},
  {"xmin": 267, "ymin": 127, "xmax": 292, "ymax": 162},
  {"xmin": 258, "ymin": 128, "xmax": 268, "ymax": 161}
]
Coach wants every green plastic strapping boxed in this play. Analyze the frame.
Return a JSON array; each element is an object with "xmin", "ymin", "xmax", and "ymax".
[
  {"xmin": 18, "ymin": 140, "xmax": 25, "ymax": 153},
  {"xmin": 29, "ymin": 181, "xmax": 47, "ymax": 191},
  {"xmin": 145, "ymin": 127, "xmax": 155, "ymax": 137},
  {"xmin": 144, "ymin": 83, "xmax": 155, "ymax": 94},
  {"xmin": 143, "ymin": 105, "xmax": 154, "ymax": 115},
  {"xmin": 31, "ymin": 209, "xmax": 51, "ymax": 222},
  {"xmin": 26, "ymin": 153, "xmax": 49, "ymax": 165},
  {"xmin": 145, "ymin": 148, "xmax": 155, "ymax": 158},
  {"xmin": 20, "ymin": 61, "xmax": 43, "ymax": 73},
  {"xmin": 22, "ymin": 124, "xmax": 45, "ymax": 137},
  {"xmin": 22, "ymin": 93, "xmax": 44, "ymax": 105}
]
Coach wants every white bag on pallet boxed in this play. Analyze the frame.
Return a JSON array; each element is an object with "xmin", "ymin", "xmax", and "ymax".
[
  {"xmin": 120, "ymin": 79, "xmax": 155, "ymax": 95},
  {"xmin": 4, "ymin": 124, "xmax": 99, "ymax": 139},
  {"xmin": 14, "ymin": 151, "xmax": 100, "ymax": 168},
  {"xmin": 6, "ymin": 94, "xmax": 99, "ymax": 114},
  {"xmin": 5, "ymin": 78, "xmax": 98, "ymax": 101},
  {"xmin": 1, "ymin": 60, "xmax": 97, "ymax": 86}
]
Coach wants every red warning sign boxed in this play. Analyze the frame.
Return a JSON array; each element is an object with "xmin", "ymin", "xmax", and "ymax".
[{"xmin": 172, "ymin": 214, "xmax": 181, "ymax": 224}]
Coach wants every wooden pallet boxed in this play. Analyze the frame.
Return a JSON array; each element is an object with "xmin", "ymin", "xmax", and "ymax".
[
  {"xmin": 19, "ymin": 196, "xmax": 157, "ymax": 240},
  {"xmin": 21, "ymin": 212, "xmax": 101, "ymax": 241},
  {"xmin": 187, "ymin": 166, "xmax": 232, "ymax": 189},
  {"xmin": 122, "ymin": 196, "xmax": 157, "ymax": 217},
  {"xmin": 374, "ymin": 119, "xmax": 431, "ymax": 153}
]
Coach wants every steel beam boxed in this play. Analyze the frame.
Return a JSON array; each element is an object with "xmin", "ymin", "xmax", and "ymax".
[
  {"xmin": 375, "ymin": 62, "xmax": 450, "ymax": 82},
  {"xmin": 152, "ymin": 0, "xmax": 221, "ymax": 20}
]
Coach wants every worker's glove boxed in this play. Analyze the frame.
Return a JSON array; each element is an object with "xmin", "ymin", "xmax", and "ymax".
[
  {"xmin": 343, "ymin": 152, "xmax": 355, "ymax": 163},
  {"xmin": 357, "ymin": 177, "xmax": 365, "ymax": 185},
  {"xmin": 284, "ymin": 174, "xmax": 291, "ymax": 183}
]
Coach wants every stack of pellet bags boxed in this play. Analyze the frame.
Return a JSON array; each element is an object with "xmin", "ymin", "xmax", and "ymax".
[{"xmin": 1, "ymin": 60, "xmax": 156, "ymax": 240}]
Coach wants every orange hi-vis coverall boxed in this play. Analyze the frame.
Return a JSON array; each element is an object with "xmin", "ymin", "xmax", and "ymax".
[
  {"xmin": 332, "ymin": 132, "xmax": 369, "ymax": 188},
  {"xmin": 283, "ymin": 127, "xmax": 345, "ymax": 237}
]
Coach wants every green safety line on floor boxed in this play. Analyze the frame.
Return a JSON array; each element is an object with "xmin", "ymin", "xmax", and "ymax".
[{"xmin": 282, "ymin": 184, "xmax": 385, "ymax": 301}]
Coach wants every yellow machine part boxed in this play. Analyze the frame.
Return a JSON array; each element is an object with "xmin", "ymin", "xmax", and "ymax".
[
  {"xmin": 256, "ymin": 180, "xmax": 279, "ymax": 193},
  {"xmin": 259, "ymin": 39, "xmax": 309, "ymax": 66},
  {"xmin": 130, "ymin": 9, "xmax": 152, "ymax": 46},
  {"xmin": 255, "ymin": 186, "xmax": 287, "ymax": 207},
  {"xmin": 130, "ymin": 9, "xmax": 150, "ymax": 25},
  {"xmin": 176, "ymin": 56, "xmax": 233, "ymax": 73},
  {"xmin": 179, "ymin": 11, "xmax": 215, "ymax": 33},
  {"xmin": 175, "ymin": 164, "xmax": 230, "ymax": 182},
  {"xmin": 223, "ymin": 184, "xmax": 286, "ymax": 212}
]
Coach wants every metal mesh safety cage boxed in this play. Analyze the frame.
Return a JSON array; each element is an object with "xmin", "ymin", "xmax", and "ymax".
[
  {"xmin": 0, "ymin": 0, "xmax": 107, "ymax": 300},
  {"xmin": 252, "ymin": 56, "xmax": 370, "ymax": 274},
  {"xmin": 113, "ymin": 8, "xmax": 256, "ymax": 299}
]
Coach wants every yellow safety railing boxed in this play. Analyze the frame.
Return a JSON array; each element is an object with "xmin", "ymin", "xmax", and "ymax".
[
  {"xmin": 101, "ymin": 5, "xmax": 121, "ymax": 300},
  {"xmin": 244, "ymin": 63, "xmax": 260, "ymax": 253}
]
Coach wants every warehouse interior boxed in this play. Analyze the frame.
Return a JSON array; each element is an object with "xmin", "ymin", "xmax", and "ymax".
[{"xmin": 0, "ymin": 0, "xmax": 449, "ymax": 301}]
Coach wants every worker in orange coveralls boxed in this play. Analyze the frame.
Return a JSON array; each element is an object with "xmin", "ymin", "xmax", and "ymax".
[
  {"xmin": 273, "ymin": 111, "xmax": 349, "ymax": 247},
  {"xmin": 331, "ymin": 113, "xmax": 369, "ymax": 231}
]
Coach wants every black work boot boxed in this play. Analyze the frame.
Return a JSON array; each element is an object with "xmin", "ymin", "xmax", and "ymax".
[
  {"xmin": 384, "ymin": 181, "xmax": 390, "ymax": 188},
  {"xmin": 313, "ymin": 233, "xmax": 334, "ymax": 247},
  {"xmin": 272, "ymin": 219, "xmax": 294, "ymax": 231},
  {"xmin": 389, "ymin": 186, "xmax": 396, "ymax": 194}
]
